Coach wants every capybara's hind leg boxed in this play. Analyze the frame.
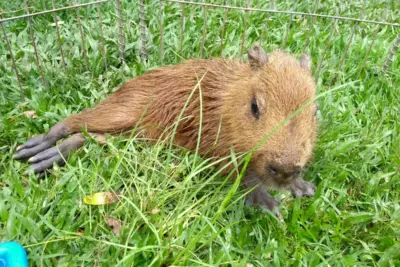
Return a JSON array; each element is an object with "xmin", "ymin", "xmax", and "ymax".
[
  {"xmin": 15, "ymin": 87, "xmax": 139, "ymax": 175},
  {"xmin": 15, "ymin": 93, "xmax": 137, "ymax": 174}
]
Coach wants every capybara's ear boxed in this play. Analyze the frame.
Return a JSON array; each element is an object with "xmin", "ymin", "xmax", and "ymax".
[
  {"xmin": 299, "ymin": 54, "xmax": 311, "ymax": 70},
  {"xmin": 248, "ymin": 45, "xmax": 268, "ymax": 70}
]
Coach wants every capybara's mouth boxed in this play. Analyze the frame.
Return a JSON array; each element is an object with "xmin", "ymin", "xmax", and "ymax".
[
  {"xmin": 272, "ymin": 176, "xmax": 294, "ymax": 187},
  {"xmin": 261, "ymin": 172, "xmax": 300, "ymax": 189},
  {"xmin": 260, "ymin": 164, "xmax": 303, "ymax": 188}
]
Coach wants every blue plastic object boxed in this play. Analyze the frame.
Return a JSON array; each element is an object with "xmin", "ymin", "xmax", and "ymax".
[{"xmin": 0, "ymin": 242, "xmax": 29, "ymax": 267}]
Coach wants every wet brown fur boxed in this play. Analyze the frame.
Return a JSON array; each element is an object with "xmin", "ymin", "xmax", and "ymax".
[{"xmin": 63, "ymin": 50, "xmax": 317, "ymax": 189}]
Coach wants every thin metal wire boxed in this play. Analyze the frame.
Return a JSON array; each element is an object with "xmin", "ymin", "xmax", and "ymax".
[
  {"xmin": 159, "ymin": 0, "xmax": 164, "ymax": 64},
  {"xmin": 219, "ymin": 0, "xmax": 228, "ymax": 57},
  {"xmin": 282, "ymin": 0, "xmax": 297, "ymax": 49},
  {"xmin": 96, "ymin": 0, "xmax": 108, "ymax": 72},
  {"xmin": 139, "ymin": 0, "xmax": 148, "ymax": 63},
  {"xmin": 302, "ymin": 0, "xmax": 320, "ymax": 54},
  {"xmin": 0, "ymin": 7, "xmax": 33, "ymax": 16},
  {"xmin": 199, "ymin": 6, "xmax": 207, "ymax": 58},
  {"xmin": 0, "ymin": 0, "xmax": 397, "ymax": 90},
  {"xmin": 383, "ymin": 34, "xmax": 400, "ymax": 72},
  {"xmin": 115, "ymin": 0, "xmax": 125, "ymax": 64},
  {"xmin": 0, "ymin": 0, "xmax": 112, "ymax": 23},
  {"xmin": 73, "ymin": 0, "xmax": 89, "ymax": 71},
  {"xmin": 52, "ymin": 0, "xmax": 66, "ymax": 68},
  {"xmin": 240, "ymin": 0, "xmax": 252, "ymax": 58},
  {"xmin": 1, "ymin": 23, "xmax": 24, "ymax": 100},
  {"xmin": 180, "ymin": 3, "xmax": 185, "ymax": 61},
  {"xmin": 25, "ymin": 0, "xmax": 46, "ymax": 87},
  {"xmin": 164, "ymin": 0, "xmax": 400, "ymax": 28}
]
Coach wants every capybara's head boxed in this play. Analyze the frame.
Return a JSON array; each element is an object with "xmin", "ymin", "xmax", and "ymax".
[{"xmin": 222, "ymin": 45, "xmax": 318, "ymax": 188}]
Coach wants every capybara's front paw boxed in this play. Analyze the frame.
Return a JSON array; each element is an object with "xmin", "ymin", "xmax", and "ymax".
[
  {"xmin": 290, "ymin": 178, "xmax": 316, "ymax": 198},
  {"xmin": 246, "ymin": 186, "xmax": 281, "ymax": 218}
]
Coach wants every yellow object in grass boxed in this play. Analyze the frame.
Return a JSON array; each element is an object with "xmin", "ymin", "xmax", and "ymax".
[{"xmin": 83, "ymin": 192, "xmax": 119, "ymax": 205}]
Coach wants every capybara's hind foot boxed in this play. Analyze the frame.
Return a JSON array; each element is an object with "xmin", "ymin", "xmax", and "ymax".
[
  {"xmin": 23, "ymin": 133, "xmax": 85, "ymax": 175},
  {"xmin": 14, "ymin": 122, "xmax": 70, "ymax": 161},
  {"xmin": 14, "ymin": 122, "xmax": 80, "ymax": 175}
]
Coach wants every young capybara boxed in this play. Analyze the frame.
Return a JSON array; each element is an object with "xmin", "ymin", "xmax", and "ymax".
[{"xmin": 14, "ymin": 45, "xmax": 318, "ymax": 216}]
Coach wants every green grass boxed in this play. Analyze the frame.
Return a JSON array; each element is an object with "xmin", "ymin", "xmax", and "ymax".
[{"xmin": 1, "ymin": 0, "xmax": 400, "ymax": 266}]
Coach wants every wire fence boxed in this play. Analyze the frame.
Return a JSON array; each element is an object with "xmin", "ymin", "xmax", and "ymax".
[{"xmin": 0, "ymin": 0, "xmax": 399, "ymax": 101}]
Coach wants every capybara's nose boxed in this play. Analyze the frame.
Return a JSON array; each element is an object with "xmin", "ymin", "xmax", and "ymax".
[{"xmin": 267, "ymin": 163, "xmax": 301, "ymax": 179}]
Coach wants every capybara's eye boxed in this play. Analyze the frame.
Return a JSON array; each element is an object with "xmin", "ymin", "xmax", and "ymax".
[
  {"xmin": 313, "ymin": 103, "xmax": 319, "ymax": 116},
  {"xmin": 251, "ymin": 97, "xmax": 260, "ymax": 119}
]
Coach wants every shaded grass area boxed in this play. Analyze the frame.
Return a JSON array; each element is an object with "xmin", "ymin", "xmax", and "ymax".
[{"xmin": 0, "ymin": 0, "xmax": 399, "ymax": 265}]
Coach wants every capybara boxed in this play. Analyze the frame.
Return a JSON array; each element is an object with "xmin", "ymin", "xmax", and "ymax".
[{"xmin": 15, "ymin": 45, "xmax": 318, "ymax": 216}]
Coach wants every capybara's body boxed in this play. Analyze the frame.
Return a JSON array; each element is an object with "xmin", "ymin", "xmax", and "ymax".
[
  {"xmin": 15, "ymin": 46, "xmax": 318, "ymax": 215},
  {"xmin": 65, "ymin": 59, "xmax": 241, "ymax": 155}
]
